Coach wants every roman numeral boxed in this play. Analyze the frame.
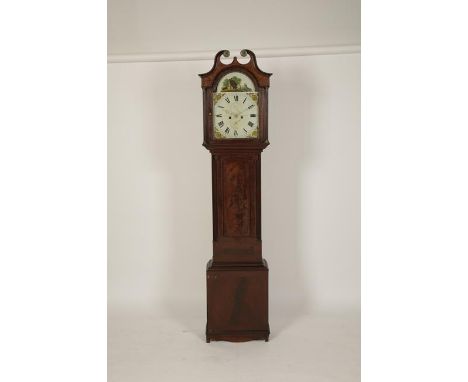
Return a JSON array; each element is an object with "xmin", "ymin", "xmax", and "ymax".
[
  {"xmin": 218, "ymin": 121, "xmax": 224, "ymax": 127},
  {"xmin": 225, "ymin": 97, "xmax": 230, "ymax": 103},
  {"xmin": 248, "ymin": 105, "xmax": 254, "ymax": 109},
  {"xmin": 248, "ymin": 121, "xmax": 254, "ymax": 127},
  {"xmin": 234, "ymin": 130, "xmax": 238, "ymax": 136},
  {"xmin": 216, "ymin": 114, "xmax": 222, "ymax": 117},
  {"xmin": 243, "ymin": 97, "xmax": 247, "ymax": 103},
  {"xmin": 234, "ymin": 95, "xmax": 239, "ymax": 101},
  {"xmin": 243, "ymin": 128, "xmax": 248, "ymax": 133},
  {"xmin": 250, "ymin": 114, "xmax": 256, "ymax": 117},
  {"xmin": 225, "ymin": 127, "xmax": 230, "ymax": 134},
  {"xmin": 218, "ymin": 106, "xmax": 224, "ymax": 108}
]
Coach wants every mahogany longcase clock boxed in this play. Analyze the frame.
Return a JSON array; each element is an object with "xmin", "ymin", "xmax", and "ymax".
[{"xmin": 199, "ymin": 50, "xmax": 272, "ymax": 342}]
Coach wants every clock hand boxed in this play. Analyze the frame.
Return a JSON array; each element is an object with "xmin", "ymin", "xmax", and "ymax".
[
  {"xmin": 232, "ymin": 115, "xmax": 244, "ymax": 127},
  {"xmin": 218, "ymin": 107, "xmax": 232, "ymax": 115},
  {"xmin": 239, "ymin": 107, "xmax": 254, "ymax": 114}
]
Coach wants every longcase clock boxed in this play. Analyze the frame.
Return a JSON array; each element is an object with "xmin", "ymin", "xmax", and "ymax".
[{"xmin": 199, "ymin": 50, "xmax": 272, "ymax": 342}]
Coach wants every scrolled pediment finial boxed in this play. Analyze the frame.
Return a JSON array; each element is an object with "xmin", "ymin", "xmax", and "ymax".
[{"xmin": 199, "ymin": 49, "xmax": 272, "ymax": 88}]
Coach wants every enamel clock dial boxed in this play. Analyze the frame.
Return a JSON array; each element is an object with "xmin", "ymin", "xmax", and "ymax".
[{"xmin": 213, "ymin": 71, "xmax": 259, "ymax": 139}]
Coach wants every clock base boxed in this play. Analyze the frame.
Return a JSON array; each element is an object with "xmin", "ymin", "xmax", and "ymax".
[
  {"xmin": 206, "ymin": 328, "xmax": 270, "ymax": 343},
  {"xmin": 206, "ymin": 259, "xmax": 269, "ymax": 342}
]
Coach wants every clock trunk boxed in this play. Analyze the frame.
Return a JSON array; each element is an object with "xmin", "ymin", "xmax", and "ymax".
[{"xmin": 211, "ymin": 153, "xmax": 262, "ymax": 265}]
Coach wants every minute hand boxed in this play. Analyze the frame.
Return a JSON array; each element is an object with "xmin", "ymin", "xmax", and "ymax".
[{"xmin": 240, "ymin": 106, "xmax": 255, "ymax": 114}]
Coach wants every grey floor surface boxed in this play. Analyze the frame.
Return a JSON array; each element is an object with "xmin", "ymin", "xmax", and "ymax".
[{"xmin": 108, "ymin": 307, "xmax": 360, "ymax": 382}]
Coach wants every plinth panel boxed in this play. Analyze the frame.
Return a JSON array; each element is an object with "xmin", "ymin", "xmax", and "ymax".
[{"xmin": 206, "ymin": 260, "xmax": 269, "ymax": 342}]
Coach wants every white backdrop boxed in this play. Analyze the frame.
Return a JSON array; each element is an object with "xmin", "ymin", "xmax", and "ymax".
[
  {"xmin": 108, "ymin": 54, "xmax": 360, "ymax": 314},
  {"xmin": 108, "ymin": 0, "xmax": 360, "ymax": 55}
]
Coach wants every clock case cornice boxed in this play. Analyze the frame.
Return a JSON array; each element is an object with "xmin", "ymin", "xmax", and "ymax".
[{"xmin": 199, "ymin": 50, "xmax": 272, "ymax": 152}]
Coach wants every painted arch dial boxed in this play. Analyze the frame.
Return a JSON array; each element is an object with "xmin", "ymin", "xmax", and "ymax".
[{"xmin": 213, "ymin": 72, "xmax": 259, "ymax": 139}]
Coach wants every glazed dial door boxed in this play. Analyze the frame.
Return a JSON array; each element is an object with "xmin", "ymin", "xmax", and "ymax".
[{"xmin": 213, "ymin": 72, "xmax": 258, "ymax": 139}]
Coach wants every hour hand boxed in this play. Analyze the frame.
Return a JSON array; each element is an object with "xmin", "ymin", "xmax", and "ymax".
[{"xmin": 217, "ymin": 107, "xmax": 232, "ymax": 115}]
